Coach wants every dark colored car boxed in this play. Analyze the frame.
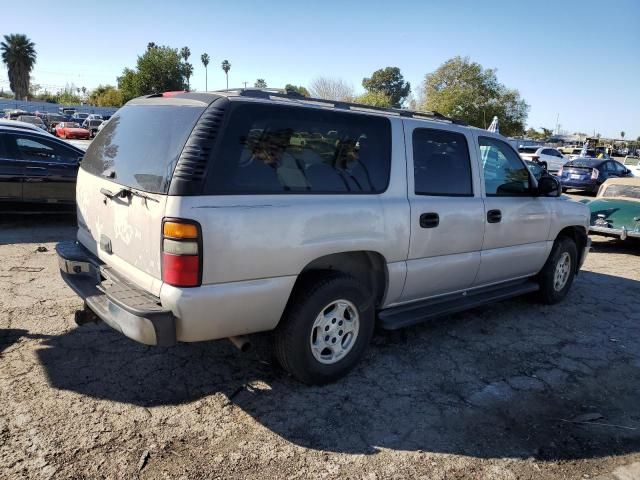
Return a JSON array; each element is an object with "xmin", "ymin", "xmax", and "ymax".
[
  {"xmin": 42, "ymin": 113, "xmax": 67, "ymax": 133},
  {"xmin": 558, "ymin": 158, "xmax": 633, "ymax": 193},
  {"xmin": 0, "ymin": 125, "xmax": 84, "ymax": 204}
]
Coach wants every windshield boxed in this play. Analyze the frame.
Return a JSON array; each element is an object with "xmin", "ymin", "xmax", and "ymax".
[
  {"xmin": 81, "ymin": 104, "xmax": 205, "ymax": 193},
  {"xmin": 602, "ymin": 184, "xmax": 640, "ymax": 200}
]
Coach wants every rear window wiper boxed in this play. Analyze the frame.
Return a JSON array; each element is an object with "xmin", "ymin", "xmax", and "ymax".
[{"xmin": 100, "ymin": 187, "xmax": 159, "ymax": 203}]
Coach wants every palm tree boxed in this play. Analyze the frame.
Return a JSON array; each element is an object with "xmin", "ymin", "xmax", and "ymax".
[
  {"xmin": 221, "ymin": 60, "xmax": 231, "ymax": 89},
  {"xmin": 201, "ymin": 53, "xmax": 210, "ymax": 91},
  {"xmin": 1, "ymin": 34, "xmax": 37, "ymax": 100},
  {"xmin": 180, "ymin": 47, "xmax": 192, "ymax": 90}
]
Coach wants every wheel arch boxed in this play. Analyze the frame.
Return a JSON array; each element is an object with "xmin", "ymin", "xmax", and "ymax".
[
  {"xmin": 556, "ymin": 225, "xmax": 588, "ymax": 273},
  {"xmin": 292, "ymin": 250, "xmax": 388, "ymax": 309}
]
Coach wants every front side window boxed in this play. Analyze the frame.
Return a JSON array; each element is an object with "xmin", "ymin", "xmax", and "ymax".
[
  {"xmin": 412, "ymin": 128, "xmax": 473, "ymax": 196},
  {"xmin": 205, "ymin": 103, "xmax": 391, "ymax": 194},
  {"xmin": 479, "ymin": 136, "xmax": 531, "ymax": 196},
  {"xmin": 14, "ymin": 136, "xmax": 78, "ymax": 163}
]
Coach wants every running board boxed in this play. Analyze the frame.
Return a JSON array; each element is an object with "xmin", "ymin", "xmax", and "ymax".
[{"xmin": 378, "ymin": 280, "xmax": 540, "ymax": 330}]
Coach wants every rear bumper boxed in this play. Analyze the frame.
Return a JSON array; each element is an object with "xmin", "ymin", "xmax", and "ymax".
[
  {"xmin": 561, "ymin": 179, "xmax": 598, "ymax": 191},
  {"xmin": 56, "ymin": 240, "xmax": 176, "ymax": 346},
  {"xmin": 589, "ymin": 225, "xmax": 640, "ymax": 240}
]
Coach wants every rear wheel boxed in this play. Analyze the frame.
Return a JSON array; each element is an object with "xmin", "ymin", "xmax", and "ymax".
[
  {"xmin": 274, "ymin": 274, "xmax": 374, "ymax": 385},
  {"xmin": 536, "ymin": 237, "xmax": 577, "ymax": 304}
]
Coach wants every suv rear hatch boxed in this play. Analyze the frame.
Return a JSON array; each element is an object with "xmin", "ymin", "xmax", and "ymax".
[{"xmin": 76, "ymin": 97, "xmax": 208, "ymax": 295}]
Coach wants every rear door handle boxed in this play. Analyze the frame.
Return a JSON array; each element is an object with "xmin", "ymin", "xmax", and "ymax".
[
  {"xmin": 26, "ymin": 166, "xmax": 46, "ymax": 170},
  {"xmin": 487, "ymin": 209, "xmax": 502, "ymax": 223},
  {"xmin": 419, "ymin": 212, "xmax": 439, "ymax": 228}
]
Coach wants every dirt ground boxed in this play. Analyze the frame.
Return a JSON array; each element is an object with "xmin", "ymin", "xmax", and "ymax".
[{"xmin": 1, "ymin": 212, "xmax": 639, "ymax": 480}]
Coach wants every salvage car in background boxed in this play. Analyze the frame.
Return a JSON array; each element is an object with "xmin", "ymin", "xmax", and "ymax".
[
  {"xmin": 0, "ymin": 125, "xmax": 84, "ymax": 204},
  {"xmin": 55, "ymin": 122, "xmax": 91, "ymax": 140},
  {"xmin": 582, "ymin": 177, "xmax": 640, "ymax": 240},
  {"xmin": 623, "ymin": 156, "xmax": 640, "ymax": 177},
  {"xmin": 559, "ymin": 158, "xmax": 633, "ymax": 193},
  {"xmin": 518, "ymin": 146, "xmax": 567, "ymax": 173},
  {"xmin": 82, "ymin": 119, "xmax": 103, "ymax": 138},
  {"xmin": 16, "ymin": 115, "xmax": 47, "ymax": 131}
]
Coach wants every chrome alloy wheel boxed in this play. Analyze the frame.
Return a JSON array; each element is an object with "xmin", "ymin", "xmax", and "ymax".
[
  {"xmin": 553, "ymin": 252, "xmax": 571, "ymax": 291},
  {"xmin": 310, "ymin": 299, "xmax": 360, "ymax": 365}
]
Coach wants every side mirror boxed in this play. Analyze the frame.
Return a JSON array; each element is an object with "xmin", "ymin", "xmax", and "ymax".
[
  {"xmin": 537, "ymin": 175, "xmax": 561, "ymax": 197},
  {"xmin": 77, "ymin": 156, "xmax": 83, "ymax": 165}
]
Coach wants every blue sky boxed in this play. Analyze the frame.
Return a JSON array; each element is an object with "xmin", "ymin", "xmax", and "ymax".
[{"xmin": 2, "ymin": 0, "xmax": 638, "ymax": 138}]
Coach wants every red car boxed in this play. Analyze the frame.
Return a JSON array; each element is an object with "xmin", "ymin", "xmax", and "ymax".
[{"xmin": 55, "ymin": 122, "xmax": 91, "ymax": 140}]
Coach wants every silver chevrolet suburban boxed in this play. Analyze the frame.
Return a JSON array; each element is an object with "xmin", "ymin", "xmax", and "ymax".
[{"xmin": 56, "ymin": 89, "xmax": 591, "ymax": 384}]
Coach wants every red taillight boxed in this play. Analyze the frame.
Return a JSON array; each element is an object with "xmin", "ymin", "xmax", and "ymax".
[
  {"xmin": 591, "ymin": 169, "xmax": 599, "ymax": 180},
  {"xmin": 162, "ymin": 254, "xmax": 200, "ymax": 287},
  {"xmin": 162, "ymin": 91, "xmax": 186, "ymax": 97},
  {"xmin": 162, "ymin": 219, "xmax": 201, "ymax": 287}
]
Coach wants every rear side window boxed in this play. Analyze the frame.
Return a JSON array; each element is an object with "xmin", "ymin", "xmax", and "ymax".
[
  {"xmin": 412, "ymin": 128, "xmax": 473, "ymax": 196},
  {"xmin": 204, "ymin": 103, "xmax": 391, "ymax": 194},
  {"xmin": 81, "ymin": 105, "xmax": 205, "ymax": 193}
]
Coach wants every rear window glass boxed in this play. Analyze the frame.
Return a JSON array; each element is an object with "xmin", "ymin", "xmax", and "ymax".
[
  {"xmin": 412, "ymin": 128, "xmax": 472, "ymax": 196},
  {"xmin": 81, "ymin": 105, "xmax": 204, "ymax": 193},
  {"xmin": 518, "ymin": 146, "xmax": 539, "ymax": 153},
  {"xmin": 204, "ymin": 103, "xmax": 391, "ymax": 194}
]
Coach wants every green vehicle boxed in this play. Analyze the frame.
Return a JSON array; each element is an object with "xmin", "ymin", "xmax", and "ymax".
[{"xmin": 582, "ymin": 177, "xmax": 640, "ymax": 240}]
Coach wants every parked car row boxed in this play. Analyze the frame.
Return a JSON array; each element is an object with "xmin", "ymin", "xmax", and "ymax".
[
  {"xmin": 0, "ymin": 123, "xmax": 84, "ymax": 204},
  {"xmin": 2, "ymin": 108, "xmax": 110, "ymax": 138}
]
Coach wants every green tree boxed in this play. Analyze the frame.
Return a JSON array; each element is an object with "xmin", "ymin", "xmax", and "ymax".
[
  {"xmin": 420, "ymin": 56, "xmax": 529, "ymax": 137},
  {"xmin": 201, "ymin": 53, "xmax": 210, "ymax": 91},
  {"xmin": 180, "ymin": 47, "xmax": 192, "ymax": 90},
  {"xmin": 254, "ymin": 78, "xmax": 267, "ymax": 88},
  {"xmin": 89, "ymin": 85, "xmax": 123, "ymax": 107},
  {"xmin": 540, "ymin": 127, "xmax": 553, "ymax": 139},
  {"xmin": 620, "ymin": 131, "xmax": 625, "ymax": 140},
  {"xmin": 356, "ymin": 90, "xmax": 392, "ymax": 107},
  {"xmin": 284, "ymin": 84, "xmax": 309, "ymax": 96},
  {"xmin": 117, "ymin": 45, "xmax": 187, "ymax": 102},
  {"xmin": 362, "ymin": 67, "xmax": 410, "ymax": 108},
  {"xmin": 1, "ymin": 34, "xmax": 37, "ymax": 100},
  {"xmin": 221, "ymin": 59, "xmax": 231, "ymax": 89}
]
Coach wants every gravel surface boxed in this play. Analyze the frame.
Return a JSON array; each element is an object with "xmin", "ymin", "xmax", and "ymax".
[{"xmin": 1, "ymin": 212, "xmax": 639, "ymax": 479}]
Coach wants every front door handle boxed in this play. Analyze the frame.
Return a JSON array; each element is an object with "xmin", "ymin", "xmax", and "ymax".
[
  {"xmin": 487, "ymin": 209, "xmax": 502, "ymax": 223},
  {"xmin": 420, "ymin": 212, "xmax": 439, "ymax": 228}
]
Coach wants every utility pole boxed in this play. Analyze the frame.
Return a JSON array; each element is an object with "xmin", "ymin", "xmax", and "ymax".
[
  {"xmin": 243, "ymin": 81, "xmax": 248, "ymax": 89},
  {"xmin": 555, "ymin": 113, "xmax": 559, "ymax": 134}
]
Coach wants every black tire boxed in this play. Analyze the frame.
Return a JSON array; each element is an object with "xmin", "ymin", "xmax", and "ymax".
[
  {"xmin": 561, "ymin": 187, "xmax": 568, "ymax": 193},
  {"xmin": 536, "ymin": 236, "xmax": 578, "ymax": 304},
  {"xmin": 274, "ymin": 274, "xmax": 375, "ymax": 385}
]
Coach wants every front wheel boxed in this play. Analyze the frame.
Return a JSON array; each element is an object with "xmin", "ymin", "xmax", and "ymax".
[
  {"xmin": 536, "ymin": 237, "xmax": 577, "ymax": 304},
  {"xmin": 274, "ymin": 274, "xmax": 374, "ymax": 385}
]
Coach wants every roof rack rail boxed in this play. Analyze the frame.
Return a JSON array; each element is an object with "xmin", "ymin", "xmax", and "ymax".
[{"xmin": 216, "ymin": 88, "xmax": 467, "ymax": 125}]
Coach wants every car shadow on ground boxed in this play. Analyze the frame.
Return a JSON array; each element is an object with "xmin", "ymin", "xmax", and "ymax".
[
  {"xmin": 0, "ymin": 210, "xmax": 76, "ymax": 246},
  {"xmin": 36, "ymin": 271, "xmax": 640, "ymax": 460}
]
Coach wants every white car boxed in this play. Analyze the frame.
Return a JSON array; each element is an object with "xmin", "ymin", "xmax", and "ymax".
[
  {"xmin": 87, "ymin": 114, "xmax": 103, "ymax": 120},
  {"xmin": 518, "ymin": 146, "xmax": 567, "ymax": 173},
  {"xmin": 623, "ymin": 156, "xmax": 640, "ymax": 177}
]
